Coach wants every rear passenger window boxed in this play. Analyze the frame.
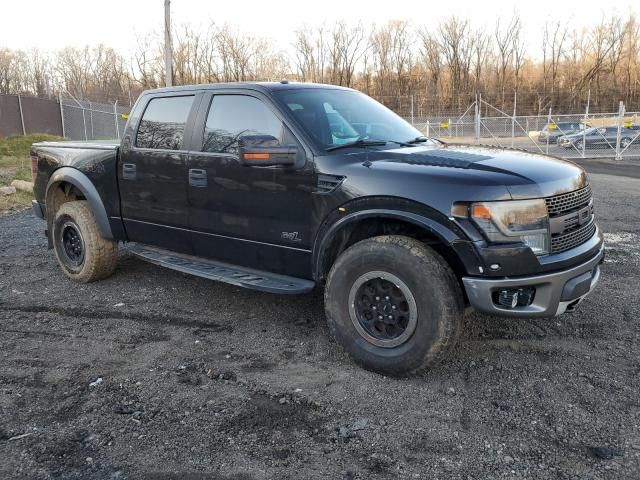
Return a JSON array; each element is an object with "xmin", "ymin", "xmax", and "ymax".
[
  {"xmin": 136, "ymin": 96, "xmax": 194, "ymax": 150},
  {"xmin": 203, "ymin": 95, "xmax": 285, "ymax": 154}
]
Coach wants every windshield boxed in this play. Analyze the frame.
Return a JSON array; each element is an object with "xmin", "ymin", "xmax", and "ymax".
[{"xmin": 273, "ymin": 88, "xmax": 430, "ymax": 150}]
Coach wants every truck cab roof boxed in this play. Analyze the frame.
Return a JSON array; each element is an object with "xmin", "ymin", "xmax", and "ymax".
[{"xmin": 143, "ymin": 81, "xmax": 354, "ymax": 96}]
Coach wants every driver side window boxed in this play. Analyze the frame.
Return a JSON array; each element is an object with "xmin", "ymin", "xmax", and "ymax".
[{"xmin": 202, "ymin": 95, "xmax": 289, "ymax": 154}]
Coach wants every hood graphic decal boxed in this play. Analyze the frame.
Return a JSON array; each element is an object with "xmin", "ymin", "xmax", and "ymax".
[{"xmin": 351, "ymin": 149, "xmax": 492, "ymax": 169}]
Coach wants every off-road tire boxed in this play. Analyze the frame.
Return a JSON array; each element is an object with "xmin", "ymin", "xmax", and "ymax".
[
  {"xmin": 324, "ymin": 235, "xmax": 463, "ymax": 376},
  {"xmin": 52, "ymin": 201, "xmax": 118, "ymax": 283}
]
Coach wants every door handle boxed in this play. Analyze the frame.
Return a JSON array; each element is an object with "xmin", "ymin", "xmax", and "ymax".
[
  {"xmin": 189, "ymin": 168, "xmax": 207, "ymax": 187},
  {"xmin": 122, "ymin": 163, "xmax": 136, "ymax": 180}
]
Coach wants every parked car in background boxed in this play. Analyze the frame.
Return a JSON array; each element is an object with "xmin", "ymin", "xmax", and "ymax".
[
  {"xmin": 558, "ymin": 126, "xmax": 639, "ymax": 149},
  {"xmin": 538, "ymin": 122, "xmax": 584, "ymax": 143}
]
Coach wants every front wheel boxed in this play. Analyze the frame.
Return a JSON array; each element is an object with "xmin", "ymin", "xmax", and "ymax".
[
  {"xmin": 324, "ymin": 235, "xmax": 463, "ymax": 376},
  {"xmin": 52, "ymin": 201, "xmax": 118, "ymax": 283}
]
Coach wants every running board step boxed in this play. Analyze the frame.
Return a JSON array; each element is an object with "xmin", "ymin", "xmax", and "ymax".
[{"xmin": 126, "ymin": 243, "xmax": 315, "ymax": 294}]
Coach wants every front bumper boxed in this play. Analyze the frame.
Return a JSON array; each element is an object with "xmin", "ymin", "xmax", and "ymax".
[{"xmin": 462, "ymin": 244, "xmax": 604, "ymax": 317}]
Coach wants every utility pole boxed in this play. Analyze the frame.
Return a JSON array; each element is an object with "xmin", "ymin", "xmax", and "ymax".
[{"xmin": 164, "ymin": 0, "xmax": 172, "ymax": 87}]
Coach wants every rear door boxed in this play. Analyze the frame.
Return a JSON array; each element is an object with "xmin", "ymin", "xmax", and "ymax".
[
  {"xmin": 118, "ymin": 93, "xmax": 200, "ymax": 253},
  {"xmin": 186, "ymin": 91, "xmax": 314, "ymax": 278}
]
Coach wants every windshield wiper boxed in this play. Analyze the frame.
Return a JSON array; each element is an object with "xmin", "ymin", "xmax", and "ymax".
[
  {"xmin": 385, "ymin": 140, "xmax": 416, "ymax": 147},
  {"xmin": 406, "ymin": 136, "xmax": 429, "ymax": 144},
  {"xmin": 326, "ymin": 138, "xmax": 387, "ymax": 152}
]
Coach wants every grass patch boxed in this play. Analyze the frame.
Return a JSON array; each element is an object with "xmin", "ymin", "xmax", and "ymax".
[
  {"xmin": 0, "ymin": 189, "xmax": 33, "ymax": 214},
  {"xmin": 0, "ymin": 134, "xmax": 62, "ymax": 214},
  {"xmin": 0, "ymin": 134, "xmax": 62, "ymax": 157}
]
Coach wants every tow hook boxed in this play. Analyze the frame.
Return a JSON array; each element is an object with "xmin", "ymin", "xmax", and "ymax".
[{"xmin": 496, "ymin": 287, "xmax": 536, "ymax": 308}]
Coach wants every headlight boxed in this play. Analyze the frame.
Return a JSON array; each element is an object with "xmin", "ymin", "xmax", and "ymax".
[{"xmin": 454, "ymin": 199, "xmax": 550, "ymax": 255}]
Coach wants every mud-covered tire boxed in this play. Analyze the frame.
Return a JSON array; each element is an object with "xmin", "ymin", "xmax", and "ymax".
[
  {"xmin": 52, "ymin": 201, "xmax": 118, "ymax": 283},
  {"xmin": 324, "ymin": 235, "xmax": 463, "ymax": 376}
]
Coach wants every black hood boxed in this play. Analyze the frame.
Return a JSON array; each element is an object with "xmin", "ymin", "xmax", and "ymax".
[
  {"xmin": 343, "ymin": 143, "xmax": 588, "ymax": 198},
  {"xmin": 319, "ymin": 143, "xmax": 589, "ymax": 216}
]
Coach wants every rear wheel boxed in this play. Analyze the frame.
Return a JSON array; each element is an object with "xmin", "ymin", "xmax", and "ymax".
[
  {"xmin": 52, "ymin": 201, "xmax": 118, "ymax": 283},
  {"xmin": 622, "ymin": 137, "xmax": 632, "ymax": 149},
  {"xmin": 324, "ymin": 235, "xmax": 463, "ymax": 376}
]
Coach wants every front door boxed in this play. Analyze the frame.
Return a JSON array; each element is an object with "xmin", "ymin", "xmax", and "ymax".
[
  {"xmin": 118, "ymin": 94, "xmax": 198, "ymax": 253},
  {"xmin": 187, "ymin": 93, "xmax": 314, "ymax": 278}
]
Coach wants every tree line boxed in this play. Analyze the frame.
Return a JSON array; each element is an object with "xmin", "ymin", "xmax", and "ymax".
[{"xmin": 1, "ymin": 14, "xmax": 639, "ymax": 115}]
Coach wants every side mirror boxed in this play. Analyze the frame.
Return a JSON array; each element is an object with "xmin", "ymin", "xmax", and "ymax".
[{"xmin": 238, "ymin": 135, "xmax": 297, "ymax": 167}]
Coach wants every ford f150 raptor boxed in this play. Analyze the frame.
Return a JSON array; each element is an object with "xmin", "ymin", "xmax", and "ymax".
[{"xmin": 30, "ymin": 82, "xmax": 604, "ymax": 375}]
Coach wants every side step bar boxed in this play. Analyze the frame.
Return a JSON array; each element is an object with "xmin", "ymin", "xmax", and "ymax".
[{"xmin": 126, "ymin": 243, "xmax": 315, "ymax": 294}]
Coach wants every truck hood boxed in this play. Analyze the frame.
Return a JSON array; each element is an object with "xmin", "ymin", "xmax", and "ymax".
[{"xmin": 339, "ymin": 143, "xmax": 588, "ymax": 200}]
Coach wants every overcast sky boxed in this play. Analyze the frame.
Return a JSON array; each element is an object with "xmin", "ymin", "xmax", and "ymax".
[{"xmin": 1, "ymin": 0, "xmax": 638, "ymax": 59}]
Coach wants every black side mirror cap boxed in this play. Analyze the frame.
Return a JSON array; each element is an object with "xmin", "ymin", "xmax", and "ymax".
[{"xmin": 238, "ymin": 135, "xmax": 298, "ymax": 166}]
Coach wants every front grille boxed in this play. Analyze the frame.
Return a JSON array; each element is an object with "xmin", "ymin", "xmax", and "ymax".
[
  {"xmin": 545, "ymin": 185, "xmax": 596, "ymax": 253},
  {"xmin": 551, "ymin": 222, "xmax": 596, "ymax": 253},
  {"xmin": 545, "ymin": 184, "xmax": 592, "ymax": 216}
]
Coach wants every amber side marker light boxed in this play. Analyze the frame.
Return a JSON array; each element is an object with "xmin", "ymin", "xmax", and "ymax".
[
  {"xmin": 243, "ymin": 153, "xmax": 270, "ymax": 160},
  {"xmin": 471, "ymin": 204, "xmax": 492, "ymax": 220},
  {"xmin": 451, "ymin": 203, "xmax": 468, "ymax": 218}
]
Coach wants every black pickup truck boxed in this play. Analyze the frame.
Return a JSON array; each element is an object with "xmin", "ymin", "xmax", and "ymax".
[{"xmin": 30, "ymin": 82, "xmax": 604, "ymax": 375}]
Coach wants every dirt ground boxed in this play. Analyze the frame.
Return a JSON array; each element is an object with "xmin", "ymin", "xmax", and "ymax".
[{"xmin": 1, "ymin": 170, "xmax": 639, "ymax": 480}]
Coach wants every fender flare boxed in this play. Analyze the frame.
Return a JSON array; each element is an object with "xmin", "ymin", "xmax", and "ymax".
[
  {"xmin": 45, "ymin": 167, "xmax": 114, "ymax": 240},
  {"xmin": 312, "ymin": 208, "xmax": 462, "ymax": 280}
]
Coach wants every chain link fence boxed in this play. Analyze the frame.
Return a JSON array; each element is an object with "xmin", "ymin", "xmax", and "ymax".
[
  {"xmin": 4, "ymin": 91, "xmax": 640, "ymax": 160},
  {"xmin": 406, "ymin": 96, "xmax": 640, "ymax": 161},
  {"xmin": 59, "ymin": 96, "xmax": 129, "ymax": 141},
  {"xmin": 0, "ymin": 93, "xmax": 130, "ymax": 141}
]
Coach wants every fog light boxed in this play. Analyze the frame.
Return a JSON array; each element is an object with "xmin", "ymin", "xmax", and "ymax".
[{"xmin": 495, "ymin": 287, "xmax": 536, "ymax": 308}]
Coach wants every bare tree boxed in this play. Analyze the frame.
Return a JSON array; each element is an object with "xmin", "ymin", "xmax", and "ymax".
[
  {"xmin": 471, "ymin": 30, "xmax": 490, "ymax": 93},
  {"xmin": 293, "ymin": 25, "xmax": 328, "ymax": 83},
  {"xmin": 495, "ymin": 15, "xmax": 519, "ymax": 106},
  {"xmin": 512, "ymin": 19, "xmax": 526, "ymax": 96},
  {"xmin": 574, "ymin": 16, "xmax": 625, "ymax": 102},
  {"xmin": 25, "ymin": 49, "xmax": 51, "ymax": 96},
  {"xmin": 3, "ymin": 13, "xmax": 640, "ymax": 116},
  {"xmin": 370, "ymin": 23, "xmax": 393, "ymax": 98},
  {"xmin": 0, "ymin": 49, "xmax": 28, "ymax": 94},
  {"xmin": 419, "ymin": 29, "xmax": 442, "ymax": 96},
  {"xmin": 622, "ymin": 16, "xmax": 640, "ymax": 102},
  {"xmin": 606, "ymin": 17, "xmax": 626, "ymax": 90},
  {"xmin": 542, "ymin": 21, "xmax": 568, "ymax": 98},
  {"xmin": 438, "ymin": 17, "xmax": 474, "ymax": 108},
  {"xmin": 326, "ymin": 22, "xmax": 367, "ymax": 87},
  {"xmin": 132, "ymin": 33, "xmax": 164, "ymax": 90}
]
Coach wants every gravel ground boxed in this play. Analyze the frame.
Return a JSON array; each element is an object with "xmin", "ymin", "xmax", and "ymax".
[{"xmin": 1, "ymin": 171, "xmax": 639, "ymax": 480}]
